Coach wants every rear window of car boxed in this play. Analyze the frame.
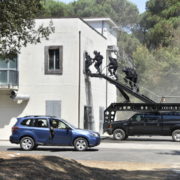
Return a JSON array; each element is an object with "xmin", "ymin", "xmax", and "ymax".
[{"xmin": 21, "ymin": 119, "xmax": 34, "ymax": 126}]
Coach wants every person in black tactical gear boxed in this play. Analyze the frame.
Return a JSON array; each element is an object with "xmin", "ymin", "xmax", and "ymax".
[
  {"xmin": 85, "ymin": 51, "xmax": 93, "ymax": 74},
  {"xmin": 93, "ymin": 50, "xmax": 103, "ymax": 74},
  {"xmin": 122, "ymin": 67, "xmax": 139, "ymax": 92},
  {"xmin": 107, "ymin": 56, "xmax": 118, "ymax": 79}
]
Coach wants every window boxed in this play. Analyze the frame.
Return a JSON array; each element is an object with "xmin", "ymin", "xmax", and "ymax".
[
  {"xmin": 163, "ymin": 115, "xmax": 180, "ymax": 121},
  {"xmin": 144, "ymin": 114, "xmax": 161, "ymax": 122},
  {"xmin": 132, "ymin": 114, "xmax": 144, "ymax": 122},
  {"xmin": 34, "ymin": 119, "xmax": 48, "ymax": 128},
  {"xmin": 21, "ymin": 119, "xmax": 33, "ymax": 126},
  {"xmin": 45, "ymin": 46, "xmax": 63, "ymax": 74},
  {"xmin": 46, "ymin": 100, "xmax": 61, "ymax": 119},
  {"xmin": 0, "ymin": 56, "xmax": 18, "ymax": 86},
  {"xmin": 50, "ymin": 119, "xmax": 67, "ymax": 129}
]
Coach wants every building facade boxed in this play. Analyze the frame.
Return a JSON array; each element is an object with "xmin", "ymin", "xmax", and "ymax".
[{"xmin": 0, "ymin": 18, "xmax": 118, "ymax": 139}]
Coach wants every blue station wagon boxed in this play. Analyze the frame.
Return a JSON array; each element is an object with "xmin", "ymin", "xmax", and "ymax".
[{"xmin": 10, "ymin": 116, "xmax": 100, "ymax": 151}]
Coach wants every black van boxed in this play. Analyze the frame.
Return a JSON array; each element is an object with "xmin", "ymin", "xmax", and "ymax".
[{"xmin": 104, "ymin": 112, "xmax": 180, "ymax": 141}]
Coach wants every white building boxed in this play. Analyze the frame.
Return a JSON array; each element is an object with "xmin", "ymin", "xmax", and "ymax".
[{"xmin": 0, "ymin": 18, "xmax": 118, "ymax": 140}]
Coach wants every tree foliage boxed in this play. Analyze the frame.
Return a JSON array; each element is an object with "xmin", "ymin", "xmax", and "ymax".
[
  {"xmin": 71, "ymin": 0, "xmax": 139, "ymax": 28},
  {"xmin": 41, "ymin": 0, "xmax": 70, "ymax": 17},
  {"xmin": 132, "ymin": 45, "xmax": 180, "ymax": 98},
  {"xmin": 42, "ymin": 0, "xmax": 139, "ymax": 29},
  {"xmin": 0, "ymin": 0, "xmax": 54, "ymax": 59},
  {"xmin": 136, "ymin": 0, "xmax": 180, "ymax": 49}
]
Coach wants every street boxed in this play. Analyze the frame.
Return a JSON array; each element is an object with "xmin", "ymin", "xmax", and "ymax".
[{"xmin": 1, "ymin": 136, "xmax": 180, "ymax": 169}]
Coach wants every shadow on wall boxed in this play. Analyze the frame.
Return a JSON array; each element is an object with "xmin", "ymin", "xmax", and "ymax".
[
  {"xmin": 0, "ymin": 93, "xmax": 28, "ymax": 128},
  {"xmin": 84, "ymin": 76, "xmax": 94, "ymax": 130}
]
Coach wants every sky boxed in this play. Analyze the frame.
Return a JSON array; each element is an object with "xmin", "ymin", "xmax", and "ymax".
[{"xmin": 57, "ymin": 0, "xmax": 148, "ymax": 13}]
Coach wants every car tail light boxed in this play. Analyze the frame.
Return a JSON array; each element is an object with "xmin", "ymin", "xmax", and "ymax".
[{"xmin": 12, "ymin": 126, "xmax": 19, "ymax": 133}]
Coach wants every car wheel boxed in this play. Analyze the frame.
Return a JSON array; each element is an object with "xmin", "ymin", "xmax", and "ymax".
[
  {"xmin": 74, "ymin": 137, "xmax": 88, "ymax": 151},
  {"xmin": 172, "ymin": 130, "xmax": 180, "ymax": 142},
  {"xmin": 113, "ymin": 129, "xmax": 126, "ymax": 140},
  {"xmin": 20, "ymin": 136, "xmax": 35, "ymax": 151}
]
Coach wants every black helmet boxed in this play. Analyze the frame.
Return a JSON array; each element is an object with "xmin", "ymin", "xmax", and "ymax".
[{"xmin": 94, "ymin": 50, "xmax": 98, "ymax": 54}]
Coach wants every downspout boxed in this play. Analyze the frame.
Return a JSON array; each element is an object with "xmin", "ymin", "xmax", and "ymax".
[{"xmin": 78, "ymin": 31, "xmax": 81, "ymax": 128}]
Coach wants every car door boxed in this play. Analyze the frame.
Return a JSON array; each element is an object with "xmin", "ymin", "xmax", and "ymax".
[
  {"xmin": 49, "ymin": 119, "xmax": 72, "ymax": 145},
  {"xmin": 143, "ymin": 114, "xmax": 162, "ymax": 135},
  {"xmin": 128, "ymin": 114, "xmax": 146, "ymax": 135},
  {"xmin": 32, "ymin": 118, "xmax": 51, "ymax": 144}
]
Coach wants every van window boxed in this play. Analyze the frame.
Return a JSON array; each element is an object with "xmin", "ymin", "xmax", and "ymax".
[
  {"xmin": 163, "ymin": 115, "xmax": 180, "ymax": 121},
  {"xmin": 144, "ymin": 114, "xmax": 161, "ymax": 122},
  {"xmin": 131, "ymin": 114, "xmax": 144, "ymax": 122}
]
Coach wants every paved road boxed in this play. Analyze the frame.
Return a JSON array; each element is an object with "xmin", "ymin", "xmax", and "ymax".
[{"xmin": 1, "ymin": 136, "xmax": 180, "ymax": 168}]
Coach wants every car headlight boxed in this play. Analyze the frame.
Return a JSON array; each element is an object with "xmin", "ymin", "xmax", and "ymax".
[{"xmin": 90, "ymin": 132, "xmax": 99, "ymax": 137}]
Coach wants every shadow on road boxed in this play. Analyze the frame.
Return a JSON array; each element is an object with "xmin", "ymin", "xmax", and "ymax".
[
  {"xmin": 158, "ymin": 151, "xmax": 180, "ymax": 156},
  {"xmin": 101, "ymin": 136, "xmax": 173, "ymax": 143},
  {"xmin": 7, "ymin": 147, "xmax": 99, "ymax": 152},
  {"xmin": 0, "ymin": 155, "xmax": 179, "ymax": 180}
]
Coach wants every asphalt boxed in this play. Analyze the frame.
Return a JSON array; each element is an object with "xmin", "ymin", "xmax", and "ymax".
[
  {"xmin": 1, "ymin": 136, "xmax": 180, "ymax": 172},
  {"xmin": 1, "ymin": 135, "xmax": 180, "ymax": 150}
]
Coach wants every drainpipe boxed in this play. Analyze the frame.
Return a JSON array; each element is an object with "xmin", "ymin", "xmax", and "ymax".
[{"xmin": 78, "ymin": 31, "xmax": 81, "ymax": 128}]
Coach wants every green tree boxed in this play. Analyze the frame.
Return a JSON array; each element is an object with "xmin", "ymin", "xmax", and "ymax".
[
  {"xmin": 42, "ymin": 0, "xmax": 139, "ymax": 29},
  {"xmin": 132, "ymin": 45, "xmax": 180, "ymax": 99},
  {"xmin": 41, "ymin": 0, "xmax": 70, "ymax": 17},
  {"xmin": 0, "ymin": 0, "xmax": 54, "ymax": 59},
  {"xmin": 136, "ymin": 0, "xmax": 180, "ymax": 49}
]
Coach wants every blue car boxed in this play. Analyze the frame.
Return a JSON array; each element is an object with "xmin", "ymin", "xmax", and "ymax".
[{"xmin": 10, "ymin": 116, "xmax": 100, "ymax": 151}]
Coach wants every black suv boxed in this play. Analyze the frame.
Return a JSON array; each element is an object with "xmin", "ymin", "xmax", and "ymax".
[{"xmin": 104, "ymin": 112, "xmax": 180, "ymax": 141}]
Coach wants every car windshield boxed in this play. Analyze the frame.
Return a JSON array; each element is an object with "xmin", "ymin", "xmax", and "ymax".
[{"xmin": 60, "ymin": 119, "xmax": 77, "ymax": 129}]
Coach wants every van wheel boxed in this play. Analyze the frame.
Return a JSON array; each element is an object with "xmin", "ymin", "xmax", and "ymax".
[
  {"xmin": 113, "ymin": 129, "xmax": 126, "ymax": 140},
  {"xmin": 124, "ymin": 135, "xmax": 129, "ymax": 140},
  {"xmin": 172, "ymin": 130, "xmax": 180, "ymax": 142},
  {"xmin": 74, "ymin": 137, "xmax": 88, "ymax": 151},
  {"xmin": 20, "ymin": 136, "xmax": 35, "ymax": 151}
]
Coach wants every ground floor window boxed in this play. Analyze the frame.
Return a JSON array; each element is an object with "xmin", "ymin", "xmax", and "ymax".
[
  {"xmin": 0, "ymin": 56, "xmax": 18, "ymax": 86},
  {"xmin": 46, "ymin": 100, "xmax": 61, "ymax": 119}
]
